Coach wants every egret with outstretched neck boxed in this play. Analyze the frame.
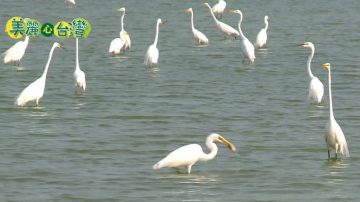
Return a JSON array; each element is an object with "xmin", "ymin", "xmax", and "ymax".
[
  {"xmin": 145, "ymin": 18, "xmax": 162, "ymax": 67},
  {"xmin": 15, "ymin": 42, "xmax": 62, "ymax": 106},
  {"xmin": 255, "ymin": 16, "xmax": 269, "ymax": 49},
  {"xmin": 301, "ymin": 42, "xmax": 324, "ymax": 104},
  {"xmin": 204, "ymin": 3, "xmax": 239, "ymax": 39},
  {"xmin": 74, "ymin": 38, "xmax": 86, "ymax": 93},
  {"xmin": 231, "ymin": 9, "xmax": 255, "ymax": 63},
  {"xmin": 322, "ymin": 63, "xmax": 349, "ymax": 159},
  {"xmin": 153, "ymin": 133, "xmax": 236, "ymax": 174},
  {"xmin": 186, "ymin": 8, "xmax": 209, "ymax": 45},
  {"xmin": 117, "ymin": 7, "xmax": 131, "ymax": 50}
]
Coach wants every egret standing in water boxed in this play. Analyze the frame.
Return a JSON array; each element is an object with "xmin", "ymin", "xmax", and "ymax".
[
  {"xmin": 153, "ymin": 133, "xmax": 236, "ymax": 174},
  {"xmin": 3, "ymin": 35, "xmax": 29, "ymax": 65},
  {"xmin": 109, "ymin": 8, "xmax": 127, "ymax": 56},
  {"xmin": 15, "ymin": 42, "xmax": 62, "ymax": 106},
  {"xmin": 322, "ymin": 63, "xmax": 349, "ymax": 159},
  {"xmin": 204, "ymin": 3, "xmax": 239, "ymax": 39},
  {"xmin": 117, "ymin": 7, "xmax": 131, "ymax": 51},
  {"xmin": 231, "ymin": 9, "xmax": 255, "ymax": 63},
  {"xmin": 212, "ymin": 0, "xmax": 226, "ymax": 19},
  {"xmin": 186, "ymin": 8, "xmax": 209, "ymax": 45},
  {"xmin": 255, "ymin": 16, "xmax": 269, "ymax": 49},
  {"xmin": 74, "ymin": 38, "xmax": 86, "ymax": 93},
  {"xmin": 300, "ymin": 42, "xmax": 324, "ymax": 104},
  {"xmin": 145, "ymin": 18, "xmax": 162, "ymax": 67}
]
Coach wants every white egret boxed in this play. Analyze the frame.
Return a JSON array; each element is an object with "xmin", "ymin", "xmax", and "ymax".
[
  {"xmin": 15, "ymin": 42, "xmax": 62, "ymax": 107},
  {"xmin": 231, "ymin": 10, "xmax": 255, "ymax": 63},
  {"xmin": 64, "ymin": 0, "xmax": 76, "ymax": 6},
  {"xmin": 204, "ymin": 3, "xmax": 239, "ymax": 39},
  {"xmin": 300, "ymin": 42, "xmax": 324, "ymax": 104},
  {"xmin": 186, "ymin": 8, "xmax": 209, "ymax": 45},
  {"xmin": 108, "ymin": 38, "xmax": 124, "ymax": 56},
  {"xmin": 255, "ymin": 16, "xmax": 269, "ymax": 49},
  {"xmin": 145, "ymin": 18, "xmax": 162, "ymax": 67},
  {"xmin": 74, "ymin": 38, "xmax": 86, "ymax": 93},
  {"xmin": 3, "ymin": 35, "xmax": 29, "ymax": 65},
  {"xmin": 153, "ymin": 133, "xmax": 236, "ymax": 174},
  {"xmin": 117, "ymin": 7, "xmax": 131, "ymax": 51},
  {"xmin": 322, "ymin": 63, "xmax": 349, "ymax": 159},
  {"xmin": 212, "ymin": 0, "xmax": 226, "ymax": 19}
]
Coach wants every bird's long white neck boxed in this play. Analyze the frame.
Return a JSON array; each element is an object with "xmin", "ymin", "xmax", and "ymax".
[
  {"xmin": 237, "ymin": 12, "xmax": 246, "ymax": 40},
  {"xmin": 153, "ymin": 20, "xmax": 161, "ymax": 46},
  {"xmin": 75, "ymin": 38, "xmax": 80, "ymax": 71},
  {"xmin": 24, "ymin": 35, "xmax": 30, "ymax": 45},
  {"xmin": 205, "ymin": 3, "xmax": 219, "ymax": 23},
  {"xmin": 41, "ymin": 43, "xmax": 57, "ymax": 79},
  {"xmin": 328, "ymin": 67, "xmax": 334, "ymax": 120},
  {"xmin": 264, "ymin": 19, "xmax": 269, "ymax": 31},
  {"xmin": 307, "ymin": 46, "xmax": 315, "ymax": 79},
  {"xmin": 120, "ymin": 11, "xmax": 125, "ymax": 31},
  {"xmin": 190, "ymin": 10, "xmax": 195, "ymax": 31},
  {"xmin": 200, "ymin": 141, "xmax": 218, "ymax": 161}
]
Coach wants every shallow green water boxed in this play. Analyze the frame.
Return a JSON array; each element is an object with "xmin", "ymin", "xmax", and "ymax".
[{"xmin": 1, "ymin": 0, "xmax": 360, "ymax": 201}]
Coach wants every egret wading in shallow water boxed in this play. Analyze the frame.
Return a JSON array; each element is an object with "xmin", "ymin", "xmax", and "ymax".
[
  {"xmin": 117, "ymin": 7, "xmax": 131, "ymax": 51},
  {"xmin": 300, "ymin": 42, "xmax": 324, "ymax": 104},
  {"xmin": 74, "ymin": 38, "xmax": 86, "ymax": 93},
  {"xmin": 153, "ymin": 133, "xmax": 236, "ymax": 174},
  {"xmin": 255, "ymin": 16, "xmax": 269, "ymax": 49},
  {"xmin": 204, "ymin": 3, "xmax": 239, "ymax": 39},
  {"xmin": 145, "ymin": 18, "xmax": 162, "ymax": 67},
  {"xmin": 109, "ymin": 36, "xmax": 124, "ymax": 56},
  {"xmin": 231, "ymin": 9, "xmax": 255, "ymax": 63},
  {"xmin": 212, "ymin": 0, "xmax": 226, "ymax": 19},
  {"xmin": 15, "ymin": 42, "xmax": 62, "ymax": 107},
  {"xmin": 3, "ymin": 35, "xmax": 29, "ymax": 65},
  {"xmin": 186, "ymin": 8, "xmax": 209, "ymax": 45},
  {"xmin": 109, "ymin": 8, "xmax": 127, "ymax": 56},
  {"xmin": 322, "ymin": 63, "xmax": 349, "ymax": 159}
]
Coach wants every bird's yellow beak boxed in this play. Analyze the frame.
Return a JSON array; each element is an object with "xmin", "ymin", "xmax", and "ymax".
[
  {"xmin": 218, "ymin": 135, "xmax": 236, "ymax": 152},
  {"xmin": 322, "ymin": 63, "xmax": 331, "ymax": 69}
]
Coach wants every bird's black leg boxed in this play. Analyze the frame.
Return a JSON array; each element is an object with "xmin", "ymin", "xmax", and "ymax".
[
  {"xmin": 335, "ymin": 152, "xmax": 337, "ymax": 159},
  {"xmin": 328, "ymin": 150, "xmax": 330, "ymax": 159}
]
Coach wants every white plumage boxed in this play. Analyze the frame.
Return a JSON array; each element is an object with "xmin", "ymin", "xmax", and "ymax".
[
  {"xmin": 109, "ymin": 38, "xmax": 125, "ymax": 56},
  {"xmin": 153, "ymin": 133, "xmax": 236, "ymax": 174},
  {"xmin": 255, "ymin": 16, "xmax": 269, "ymax": 49},
  {"xmin": 322, "ymin": 63, "xmax": 349, "ymax": 159},
  {"xmin": 204, "ymin": 3, "xmax": 239, "ymax": 39},
  {"xmin": 145, "ymin": 18, "xmax": 162, "ymax": 67},
  {"xmin": 64, "ymin": 0, "xmax": 76, "ymax": 6},
  {"xmin": 15, "ymin": 42, "xmax": 62, "ymax": 106},
  {"xmin": 186, "ymin": 8, "xmax": 209, "ymax": 45},
  {"xmin": 74, "ymin": 38, "xmax": 86, "ymax": 93},
  {"xmin": 212, "ymin": 0, "xmax": 226, "ymax": 19},
  {"xmin": 3, "ymin": 36, "xmax": 29, "ymax": 65},
  {"xmin": 232, "ymin": 9, "xmax": 255, "ymax": 63},
  {"xmin": 301, "ymin": 42, "xmax": 324, "ymax": 104},
  {"xmin": 117, "ymin": 7, "xmax": 131, "ymax": 51}
]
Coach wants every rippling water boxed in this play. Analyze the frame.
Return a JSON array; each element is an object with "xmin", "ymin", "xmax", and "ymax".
[{"xmin": 1, "ymin": 0, "xmax": 360, "ymax": 201}]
